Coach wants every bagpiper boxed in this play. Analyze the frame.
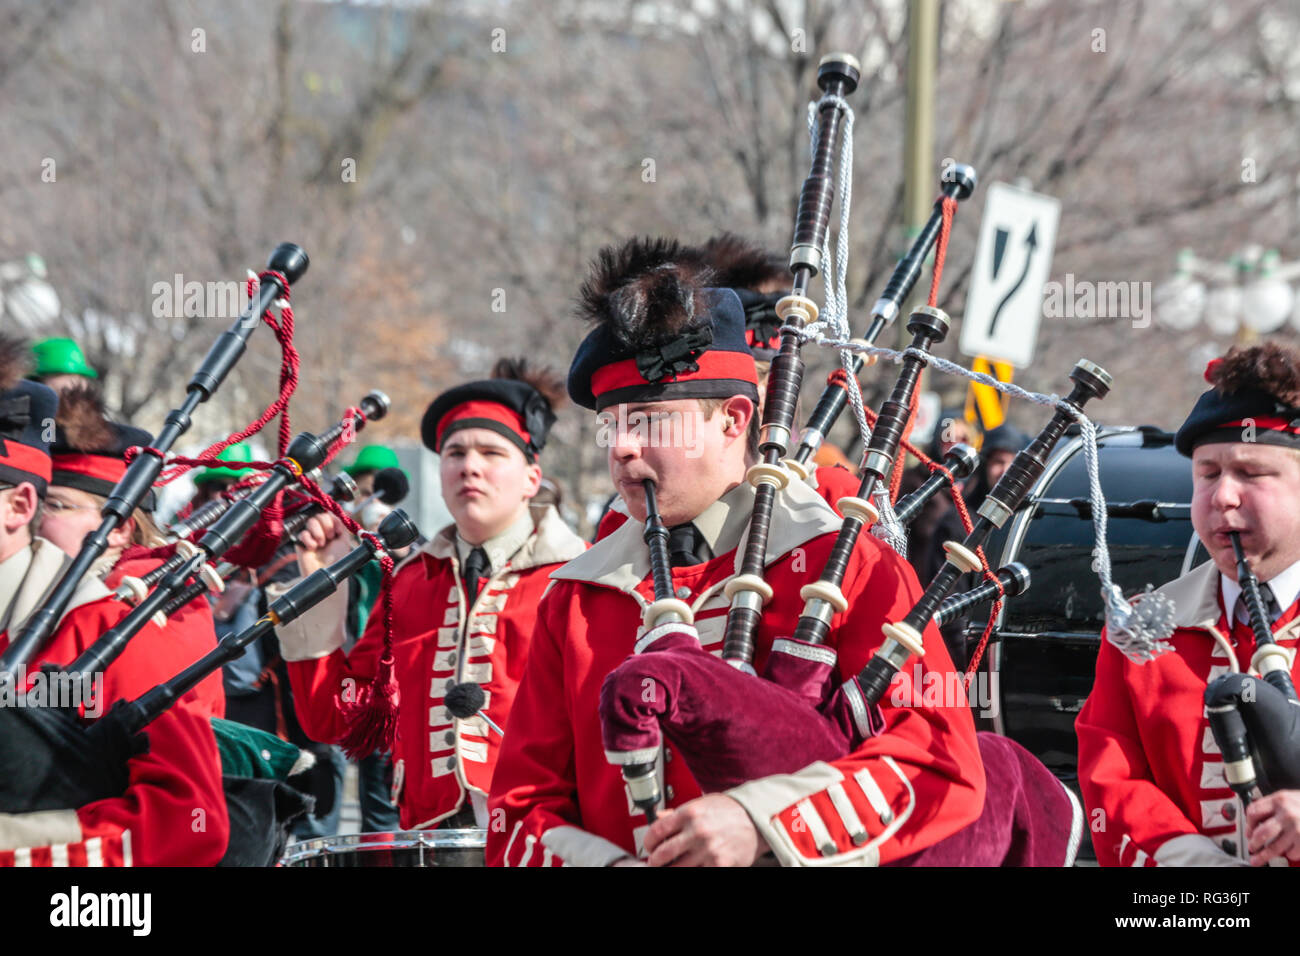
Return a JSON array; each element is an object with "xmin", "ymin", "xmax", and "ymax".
[
  {"xmin": 488, "ymin": 239, "xmax": 983, "ymax": 866},
  {"xmin": 595, "ymin": 235, "xmax": 860, "ymax": 541},
  {"xmin": 39, "ymin": 385, "xmax": 225, "ymax": 718},
  {"xmin": 0, "ymin": 337, "xmax": 228, "ymax": 866},
  {"xmin": 1078, "ymin": 341, "xmax": 1300, "ymax": 866}
]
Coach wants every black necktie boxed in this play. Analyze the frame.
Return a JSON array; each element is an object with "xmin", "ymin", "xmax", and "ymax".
[
  {"xmin": 1236, "ymin": 583, "xmax": 1282, "ymax": 626},
  {"xmin": 1260, "ymin": 583, "xmax": 1283, "ymax": 622},
  {"xmin": 667, "ymin": 523, "xmax": 712, "ymax": 568},
  {"xmin": 463, "ymin": 547, "xmax": 489, "ymax": 602}
]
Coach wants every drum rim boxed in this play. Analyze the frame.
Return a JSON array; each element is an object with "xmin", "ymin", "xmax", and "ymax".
[
  {"xmin": 281, "ymin": 828, "xmax": 486, "ymax": 863},
  {"xmin": 987, "ymin": 425, "xmax": 1161, "ymax": 735}
]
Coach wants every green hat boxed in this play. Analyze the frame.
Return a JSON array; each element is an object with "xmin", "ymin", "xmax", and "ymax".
[
  {"xmin": 194, "ymin": 442, "xmax": 255, "ymax": 486},
  {"xmin": 210, "ymin": 717, "xmax": 315, "ymax": 780},
  {"xmin": 32, "ymin": 337, "xmax": 98, "ymax": 380},
  {"xmin": 343, "ymin": 444, "xmax": 400, "ymax": 476}
]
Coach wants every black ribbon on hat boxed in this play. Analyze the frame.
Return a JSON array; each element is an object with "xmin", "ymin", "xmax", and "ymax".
[
  {"xmin": 635, "ymin": 326, "xmax": 713, "ymax": 384},
  {"xmin": 520, "ymin": 389, "xmax": 557, "ymax": 460},
  {"xmin": 0, "ymin": 394, "xmax": 33, "ymax": 441},
  {"xmin": 737, "ymin": 289, "xmax": 784, "ymax": 344}
]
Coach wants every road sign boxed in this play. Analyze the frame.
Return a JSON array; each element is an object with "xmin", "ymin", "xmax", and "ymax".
[
  {"xmin": 964, "ymin": 356, "xmax": 1014, "ymax": 432},
  {"xmin": 959, "ymin": 182, "xmax": 1060, "ymax": 368},
  {"xmin": 910, "ymin": 391, "xmax": 942, "ymax": 447}
]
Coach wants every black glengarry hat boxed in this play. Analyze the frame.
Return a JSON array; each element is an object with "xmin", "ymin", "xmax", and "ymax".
[
  {"xmin": 1174, "ymin": 343, "xmax": 1300, "ymax": 457},
  {"xmin": 568, "ymin": 237, "xmax": 760, "ymax": 411}
]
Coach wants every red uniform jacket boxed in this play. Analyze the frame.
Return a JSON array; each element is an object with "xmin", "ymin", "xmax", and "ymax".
[
  {"xmin": 0, "ymin": 539, "xmax": 229, "ymax": 867},
  {"xmin": 280, "ymin": 507, "xmax": 587, "ymax": 828},
  {"xmin": 103, "ymin": 556, "xmax": 225, "ymax": 719},
  {"xmin": 1077, "ymin": 559, "xmax": 1300, "ymax": 867},
  {"xmin": 489, "ymin": 478, "xmax": 983, "ymax": 866}
]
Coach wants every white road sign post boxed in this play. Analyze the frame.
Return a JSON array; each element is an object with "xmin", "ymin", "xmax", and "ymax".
[{"xmin": 959, "ymin": 182, "xmax": 1061, "ymax": 368}]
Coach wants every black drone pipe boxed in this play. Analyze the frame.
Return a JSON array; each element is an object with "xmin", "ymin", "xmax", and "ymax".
[
  {"xmin": 0, "ymin": 243, "xmax": 308, "ymax": 676},
  {"xmin": 793, "ymin": 166, "xmax": 976, "ymax": 466}
]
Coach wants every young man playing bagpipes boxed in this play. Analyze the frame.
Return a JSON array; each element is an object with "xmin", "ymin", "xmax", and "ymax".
[
  {"xmin": 38, "ymin": 384, "xmax": 226, "ymax": 718},
  {"xmin": 1078, "ymin": 341, "xmax": 1300, "ymax": 867},
  {"xmin": 486, "ymin": 239, "xmax": 984, "ymax": 866},
  {"xmin": 0, "ymin": 337, "xmax": 228, "ymax": 866},
  {"xmin": 283, "ymin": 359, "xmax": 588, "ymax": 830}
]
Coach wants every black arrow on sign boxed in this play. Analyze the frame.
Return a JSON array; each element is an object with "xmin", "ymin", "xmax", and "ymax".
[
  {"xmin": 987, "ymin": 223, "xmax": 1038, "ymax": 339},
  {"xmin": 992, "ymin": 227, "xmax": 1009, "ymax": 280}
]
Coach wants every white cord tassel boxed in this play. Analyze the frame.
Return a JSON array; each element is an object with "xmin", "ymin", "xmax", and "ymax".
[
  {"xmin": 870, "ymin": 483, "xmax": 908, "ymax": 558},
  {"xmin": 802, "ymin": 95, "xmax": 909, "ymax": 559},
  {"xmin": 1070, "ymin": 413, "xmax": 1176, "ymax": 662}
]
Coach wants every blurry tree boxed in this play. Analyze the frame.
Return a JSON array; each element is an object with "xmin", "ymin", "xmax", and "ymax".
[{"xmin": 1, "ymin": 0, "xmax": 1299, "ymax": 530}]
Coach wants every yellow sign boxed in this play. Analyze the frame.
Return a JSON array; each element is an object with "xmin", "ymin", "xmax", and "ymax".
[{"xmin": 965, "ymin": 357, "xmax": 1014, "ymax": 432}]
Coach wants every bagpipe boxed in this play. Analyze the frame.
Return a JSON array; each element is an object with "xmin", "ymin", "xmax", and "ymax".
[
  {"xmin": 114, "ymin": 391, "xmax": 389, "ymax": 622},
  {"xmin": 1204, "ymin": 531, "xmax": 1300, "ymax": 865},
  {"xmin": 599, "ymin": 55, "xmax": 1111, "ymax": 864},
  {"xmin": 60, "ymin": 396, "xmax": 388, "ymax": 685},
  {"xmin": 0, "ymin": 243, "xmax": 309, "ymax": 678},
  {"xmin": 124, "ymin": 457, "xmax": 408, "ymax": 619},
  {"xmin": 0, "ymin": 243, "xmax": 418, "ymax": 863}
]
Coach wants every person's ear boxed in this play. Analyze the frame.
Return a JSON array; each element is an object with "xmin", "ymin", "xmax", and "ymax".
[
  {"xmin": 2, "ymin": 483, "xmax": 39, "ymax": 535},
  {"xmin": 721, "ymin": 395, "xmax": 754, "ymax": 435},
  {"xmin": 108, "ymin": 517, "xmax": 134, "ymax": 550},
  {"xmin": 523, "ymin": 461, "xmax": 543, "ymax": 500}
]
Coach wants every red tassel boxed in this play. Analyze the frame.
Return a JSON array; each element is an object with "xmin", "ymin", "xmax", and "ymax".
[
  {"xmin": 222, "ymin": 492, "xmax": 285, "ymax": 568},
  {"xmin": 338, "ymin": 651, "xmax": 400, "ymax": 760}
]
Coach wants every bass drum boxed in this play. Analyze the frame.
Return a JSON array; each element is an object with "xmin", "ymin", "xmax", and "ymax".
[
  {"xmin": 981, "ymin": 426, "xmax": 1199, "ymax": 790},
  {"xmin": 279, "ymin": 829, "xmax": 486, "ymax": 867}
]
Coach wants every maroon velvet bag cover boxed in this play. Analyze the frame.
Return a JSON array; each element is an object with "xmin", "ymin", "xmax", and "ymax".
[{"xmin": 599, "ymin": 624, "xmax": 1081, "ymax": 866}]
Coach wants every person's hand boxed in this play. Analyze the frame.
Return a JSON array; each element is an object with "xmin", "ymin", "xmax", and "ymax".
[
  {"xmin": 642, "ymin": 794, "xmax": 768, "ymax": 867},
  {"xmin": 295, "ymin": 512, "xmax": 355, "ymax": 575},
  {"xmin": 1246, "ymin": 789, "xmax": 1300, "ymax": 866}
]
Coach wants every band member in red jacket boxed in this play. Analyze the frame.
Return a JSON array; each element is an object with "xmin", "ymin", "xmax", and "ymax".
[
  {"xmin": 1078, "ymin": 341, "xmax": 1300, "ymax": 866},
  {"xmin": 282, "ymin": 359, "xmax": 587, "ymax": 829},
  {"xmin": 0, "ymin": 339, "xmax": 227, "ymax": 866},
  {"xmin": 488, "ymin": 238, "xmax": 982, "ymax": 866},
  {"xmin": 38, "ymin": 385, "xmax": 224, "ymax": 718}
]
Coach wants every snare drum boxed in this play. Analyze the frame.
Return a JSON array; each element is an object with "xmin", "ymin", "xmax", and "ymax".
[{"xmin": 279, "ymin": 829, "xmax": 486, "ymax": 867}]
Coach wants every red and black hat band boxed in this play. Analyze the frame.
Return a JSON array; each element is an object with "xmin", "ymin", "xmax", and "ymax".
[
  {"xmin": 0, "ymin": 437, "xmax": 52, "ymax": 493},
  {"xmin": 0, "ymin": 464, "xmax": 47, "ymax": 495},
  {"xmin": 1191, "ymin": 425, "xmax": 1300, "ymax": 452},
  {"xmin": 50, "ymin": 470, "xmax": 156, "ymax": 511},
  {"xmin": 593, "ymin": 379, "xmax": 759, "ymax": 413}
]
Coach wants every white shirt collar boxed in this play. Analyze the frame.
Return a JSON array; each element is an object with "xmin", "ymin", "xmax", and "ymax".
[
  {"xmin": 0, "ymin": 543, "xmax": 34, "ymax": 632},
  {"xmin": 1220, "ymin": 557, "xmax": 1300, "ymax": 625},
  {"xmin": 455, "ymin": 510, "xmax": 535, "ymax": 575}
]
